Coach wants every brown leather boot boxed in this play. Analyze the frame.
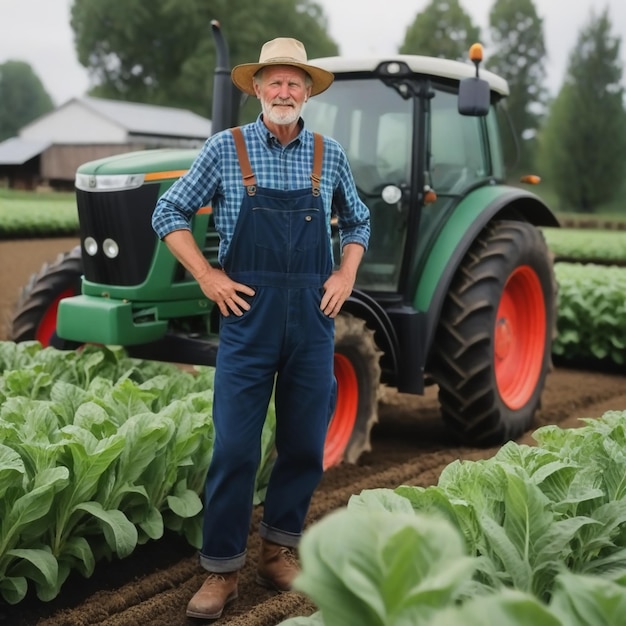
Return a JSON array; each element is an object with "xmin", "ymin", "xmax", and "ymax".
[
  {"xmin": 186, "ymin": 571, "xmax": 238, "ymax": 619},
  {"xmin": 256, "ymin": 539, "xmax": 300, "ymax": 592}
]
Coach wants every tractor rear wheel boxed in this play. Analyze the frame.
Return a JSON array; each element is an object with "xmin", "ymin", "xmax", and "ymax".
[
  {"xmin": 429, "ymin": 220, "xmax": 557, "ymax": 446},
  {"xmin": 324, "ymin": 313, "xmax": 382, "ymax": 468},
  {"xmin": 9, "ymin": 246, "xmax": 83, "ymax": 348}
]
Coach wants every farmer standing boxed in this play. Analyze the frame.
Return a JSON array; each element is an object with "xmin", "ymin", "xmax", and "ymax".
[{"xmin": 151, "ymin": 37, "xmax": 370, "ymax": 620}]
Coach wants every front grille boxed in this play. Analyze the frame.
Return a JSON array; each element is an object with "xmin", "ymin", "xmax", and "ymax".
[
  {"xmin": 175, "ymin": 215, "xmax": 221, "ymax": 282},
  {"xmin": 202, "ymin": 215, "xmax": 221, "ymax": 266},
  {"xmin": 76, "ymin": 185, "xmax": 160, "ymax": 286}
]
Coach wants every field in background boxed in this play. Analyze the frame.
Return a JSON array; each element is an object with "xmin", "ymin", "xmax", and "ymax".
[
  {"xmin": 0, "ymin": 187, "xmax": 76, "ymax": 207},
  {"xmin": 0, "ymin": 188, "xmax": 78, "ymax": 238}
]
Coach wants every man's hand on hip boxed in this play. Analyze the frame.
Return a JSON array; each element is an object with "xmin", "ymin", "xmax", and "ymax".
[{"xmin": 198, "ymin": 268, "xmax": 255, "ymax": 317}]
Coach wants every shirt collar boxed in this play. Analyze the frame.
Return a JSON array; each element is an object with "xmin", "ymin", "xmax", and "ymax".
[{"xmin": 253, "ymin": 114, "xmax": 308, "ymax": 148}]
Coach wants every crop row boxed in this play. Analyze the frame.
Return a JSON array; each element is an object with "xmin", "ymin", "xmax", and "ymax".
[
  {"xmin": 281, "ymin": 410, "xmax": 626, "ymax": 626},
  {"xmin": 554, "ymin": 263, "xmax": 626, "ymax": 366},
  {"xmin": 0, "ymin": 200, "xmax": 78, "ymax": 239},
  {"xmin": 542, "ymin": 227, "xmax": 626, "ymax": 265},
  {"xmin": 0, "ymin": 341, "xmax": 275, "ymax": 604}
]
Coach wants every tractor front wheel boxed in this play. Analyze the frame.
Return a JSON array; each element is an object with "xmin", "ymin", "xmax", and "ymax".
[
  {"xmin": 429, "ymin": 220, "xmax": 557, "ymax": 446},
  {"xmin": 9, "ymin": 246, "xmax": 83, "ymax": 348},
  {"xmin": 324, "ymin": 313, "xmax": 382, "ymax": 468}
]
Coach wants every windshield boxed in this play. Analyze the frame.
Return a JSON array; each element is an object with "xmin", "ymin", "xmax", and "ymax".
[
  {"xmin": 305, "ymin": 78, "xmax": 413, "ymax": 291},
  {"xmin": 428, "ymin": 88, "xmax": 489, "ymax": 194}
]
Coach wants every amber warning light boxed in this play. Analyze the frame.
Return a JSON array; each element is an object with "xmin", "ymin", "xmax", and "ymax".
[
  {"xmin": 469, "ymin": 43, "xmax": 484, "ymax": 64},
  {"xmin": 520, "ymin": 175, "xmax": 541, "ymax": 185}
]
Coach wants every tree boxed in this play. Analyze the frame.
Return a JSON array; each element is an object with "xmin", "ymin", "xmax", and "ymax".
[
  {"xmin": 399, "ymin": 0, "xmax": 480, "ymax": 61},
  {"xmin": 0, "ymin": 61, "xmax": 54, "ymax": 141},
  {"xmin": 70, "ymin": 0, "xmax": 338, "ymax": 117},
  {"xmin": 487, "ymin": 0, "xmax": 547, "ymax": 171},
  {"xmin": 537, "ymin": 8, "xmax": 626, "ymax": 212}
]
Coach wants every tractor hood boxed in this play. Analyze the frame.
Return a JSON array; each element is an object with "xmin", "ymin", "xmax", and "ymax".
[
  {"xmin": 74, "ymin": 148, "xmax": 200, "ymax": 192},
  {"xmin": 76, "ymin": 148, "xmax": 199, "ymax": 177}
]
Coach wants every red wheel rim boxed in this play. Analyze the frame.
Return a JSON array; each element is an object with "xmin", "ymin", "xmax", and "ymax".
[
  {"xmin": 494, "ymin": 266, "xmax": 546, "ymax": 410},
  {"xmin": 323, "ymin": 353, "xmax": 359, "ymax": 469},
  {"xmin": 36, "ymin": 288, "xmax": 75, "ymax": 347}
]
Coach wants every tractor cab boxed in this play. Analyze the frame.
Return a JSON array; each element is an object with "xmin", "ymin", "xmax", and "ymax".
[{"xmin": 304, "ymin": 53, "xmax": 505, "ymax": 293}]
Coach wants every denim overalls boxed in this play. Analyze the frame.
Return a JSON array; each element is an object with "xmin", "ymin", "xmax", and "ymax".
[{"xmin": 199, "ymin": 128, "xmax": 336, "ymax": 572}]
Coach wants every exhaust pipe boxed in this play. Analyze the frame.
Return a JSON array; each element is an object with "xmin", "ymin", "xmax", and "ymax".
[{"xmin": 210, "ymin": 20, "xmax": 234, "ymax": 134}]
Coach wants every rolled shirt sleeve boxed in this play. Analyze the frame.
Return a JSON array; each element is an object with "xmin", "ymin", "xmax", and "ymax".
[
  {"xmin": 151, "ymin": 138, "xmax": 222, "ymax": 240},
  {"xmin": 330, "ymin": 141, "xmax": 370, "ymax": 252}
]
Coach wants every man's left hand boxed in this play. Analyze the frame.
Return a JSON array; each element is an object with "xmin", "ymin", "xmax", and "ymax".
[
  {"xmin": 320, "ymin": 269, "xmax": 355, "ymax": 318},
  {"xmin": 320, "ymin": 242, "xmax": 365, "ymax": 318}
]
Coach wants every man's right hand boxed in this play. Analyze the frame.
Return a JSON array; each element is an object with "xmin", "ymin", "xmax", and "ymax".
[
  {"xmin": 162, "ymin": 229, "xmax": 255, "ymax": 317},
  {"xmin": 198, "ymin": 268, "xmax": 255, "ymax": 317}
]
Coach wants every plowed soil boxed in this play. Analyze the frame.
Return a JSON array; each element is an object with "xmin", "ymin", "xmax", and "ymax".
[{"xmin": 1, "ymin": 238, "xmax": 625, "ymax": 626}]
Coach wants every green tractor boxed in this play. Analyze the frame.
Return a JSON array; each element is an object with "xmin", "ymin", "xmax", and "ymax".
[{"xmin": 10, "ymin": 24, "xmax": 558, "ymax": 468}]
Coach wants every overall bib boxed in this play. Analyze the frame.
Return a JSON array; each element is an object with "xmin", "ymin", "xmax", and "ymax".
[{"xmin": 199, "ymin": 128, "xmax": 336, "ymax": 572}]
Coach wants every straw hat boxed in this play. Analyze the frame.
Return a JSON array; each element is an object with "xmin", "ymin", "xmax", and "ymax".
[{"xmin": 231, "ymin": 37, "xmax": 334, "ymax": 97}]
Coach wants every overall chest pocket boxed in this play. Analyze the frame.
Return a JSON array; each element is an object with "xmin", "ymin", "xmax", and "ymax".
[{"xmin": 253, "ymin": 207, "xmax": 321, "ymax": 252}]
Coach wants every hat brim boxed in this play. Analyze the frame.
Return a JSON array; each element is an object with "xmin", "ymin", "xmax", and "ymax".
[{"xmin": 231, "ymin": 60, "xmax": 334, "ymax": 97}]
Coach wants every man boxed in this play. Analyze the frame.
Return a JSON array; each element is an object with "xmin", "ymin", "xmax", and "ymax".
[{"xmin": 151, "ymin": 37, "xmax": 370, "ymax": 620}]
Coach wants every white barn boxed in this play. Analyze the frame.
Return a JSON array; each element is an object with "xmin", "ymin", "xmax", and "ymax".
[{"xmin": 0, "ymin": 97, "xmax": 211, "ymax": 189}]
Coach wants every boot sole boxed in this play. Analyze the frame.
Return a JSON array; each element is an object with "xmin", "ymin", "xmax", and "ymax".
[
  {"xmin": 186, "ymin": 590, "xmax": 238, "ymax": 619},
  {"xmin": 255, "ymin": 573, "xmax": 291, "ymax": 593}
]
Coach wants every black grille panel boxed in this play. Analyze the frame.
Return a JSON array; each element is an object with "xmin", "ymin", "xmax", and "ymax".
[
  {"xmin": 202, "ymin": 215, "xmax": 221, "ymax": 266},
  {"xmin": 76, "ymin": 185, "xmax": 160, "ymax": 286}
]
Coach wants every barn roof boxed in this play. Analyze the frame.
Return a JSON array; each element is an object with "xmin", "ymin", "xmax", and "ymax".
[
  {"xmin": 0, "ymin": 137, "xmax": 52, "ymax": 165},
  {"xmin": 0, "ymin": 97, "xmax": 212, "ymax": 168},
  {"xmin": 78, "ymin": 97, "xmax": 212, "ymax": 139}
]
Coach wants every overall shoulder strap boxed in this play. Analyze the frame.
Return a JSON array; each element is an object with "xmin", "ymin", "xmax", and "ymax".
[
  {"xmin": 311, "ymin": 132, "xmax": 324, "ymax": 197},
  {"xmin": 230, "ymin": 127, "xmax": 257, "ymax": 195}
]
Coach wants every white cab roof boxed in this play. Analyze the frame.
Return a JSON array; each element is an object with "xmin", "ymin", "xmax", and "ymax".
[{"xmin": 311, "ymin": 55, "xmax": 509, "ymax": 96}]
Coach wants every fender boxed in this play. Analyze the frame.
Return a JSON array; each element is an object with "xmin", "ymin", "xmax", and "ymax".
[
  {"xmin": 414, "ymin": 184, "xmax": 559, "ymax": 364},
  {"xmin": 340, "ymin": 289, "xmax": 399, "ymax": 385}
]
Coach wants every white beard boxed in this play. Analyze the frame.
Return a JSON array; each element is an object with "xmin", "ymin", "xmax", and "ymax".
[{"xmin": 261, "ymin": 99, "xmax": 305, "ymax": 125}]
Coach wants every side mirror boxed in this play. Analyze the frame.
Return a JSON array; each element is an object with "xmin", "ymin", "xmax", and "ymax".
[
  {"xmin": 458, "ymin": 43, "xmax": 490, "ymax": 117},
  {"xmin": 458, "ymin": 77, "xmax": 490, "ymax": 116}
]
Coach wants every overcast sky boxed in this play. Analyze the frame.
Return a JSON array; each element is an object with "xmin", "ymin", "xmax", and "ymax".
[{"xmin": 1, "ymin": 0, "xmax": 625, "ymax": 106}]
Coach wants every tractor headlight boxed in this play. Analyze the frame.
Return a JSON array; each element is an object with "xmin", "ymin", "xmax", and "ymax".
[
  {"xmin": 75, "ymin": 173, "xmax": 145, "ymax": 192},
  {"xmin": 103, "ymin": 238, "xmax": 120, "ymax": 259},
  {"xmin": 84, "ymin": 237, "xmax": 98, "ymax": 256}
]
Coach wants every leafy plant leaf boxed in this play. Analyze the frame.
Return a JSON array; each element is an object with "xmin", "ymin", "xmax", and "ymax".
[
  {"xmin": 6, "ymin": 547, "xmax": 58, "ymax": 600},
  {"xmin": 295, "ymin": 508, "xmax": 476, "ymax": 626},
  {"xmin": 0, "ymin": 575, "xmax": 27, "ymax": 605},
  {"xmin": 166, "ymin": 480, "xmax": 203, "ymax": 518},
  {"xmin": 74, "ymin": 501, "xmax": 137, "ymax": 558}
]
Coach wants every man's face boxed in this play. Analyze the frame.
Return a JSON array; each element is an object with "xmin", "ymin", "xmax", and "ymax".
[{"xmin": 254, "ymin": 65, "xmax": 311, "ymax": 126}]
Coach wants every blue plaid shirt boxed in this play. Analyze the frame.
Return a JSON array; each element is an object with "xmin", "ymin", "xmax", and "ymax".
[{"xmin": 152, "ymin": 114, "xmax": 370, "ymax": 266}]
